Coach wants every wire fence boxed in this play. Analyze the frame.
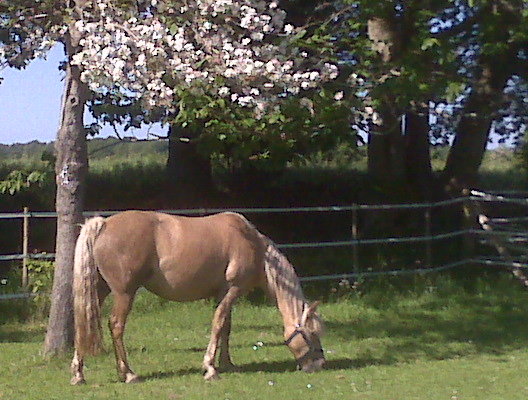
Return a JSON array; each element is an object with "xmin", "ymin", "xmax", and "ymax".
[{"xmin": 1, "ymin": 192, "xmax": 526, "ymax": 300}]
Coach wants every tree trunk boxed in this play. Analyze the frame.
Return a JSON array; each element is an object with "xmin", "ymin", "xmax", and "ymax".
[
  {"xmin": 44, "ymin": 30, "xmax": 88, "ymax": 356},
  {"xmin": 366, "ymin": 12, "xmax": 434, "ymax": 198},
  {"xmin": 166, "ymin": 124, "xmax": 213, "ymax": 206},
  {"xmin": 367, "ymin": 109, "xmax": 405, "ymax": 183},
  {"xmin": 442, "ymin": 61, "xmax": 510, "ymax": 191},
  {"xmin": 442, "ymin": 0, "xmax": 520, "ymax": 191},
  {"xmin": 404, "ymin": 108, "xmax": 433, "ymax": 200},
  {"xmin": 366, "ymin": 15, "xmax": 406, "ymax": 184}
]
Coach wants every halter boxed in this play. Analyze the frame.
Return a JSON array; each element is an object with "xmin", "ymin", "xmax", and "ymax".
[{"xmin": 284, "ymin": 324, "xmax": 324, "ymax": 368}]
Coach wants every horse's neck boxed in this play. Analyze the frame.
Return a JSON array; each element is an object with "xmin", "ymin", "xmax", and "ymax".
[{"xmin": 263, "ymin": 240, "xmax": 306, "ymax": 329}]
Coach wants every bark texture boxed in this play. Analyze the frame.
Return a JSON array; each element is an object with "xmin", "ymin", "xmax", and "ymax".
[
  {"xmin": 442, "ymin": 62, "xmax": 511, "ymax": 190},
  {"xmin": 44, "ymin": 28, "xmax": 88, "ymax": 355}
]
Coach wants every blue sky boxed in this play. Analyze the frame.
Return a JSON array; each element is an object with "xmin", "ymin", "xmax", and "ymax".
[
  {"xmin": 0, "ymin": 45, "xmax": 512, "ymax": 148},
  {"xmin": 0, "ymin": 46, "xmax": 64, "ymax": 145},
  {"xmin": 0, "ymin": 46, "xmax": 162, "ymax": 145}
]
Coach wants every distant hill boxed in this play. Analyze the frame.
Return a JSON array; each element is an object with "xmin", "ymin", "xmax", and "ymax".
[
  {"xmin": 0, "ymin": 137, "xmax": 167, "ymax": 162},
  {"xmin": 0, "ymin": 140, "xmax": 54, "ymax": 161}
]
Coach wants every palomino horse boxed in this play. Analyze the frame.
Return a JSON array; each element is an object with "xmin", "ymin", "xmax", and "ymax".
[{"xmin": 70, "ymin": 211, "xmax": 324, "ymax": 384}]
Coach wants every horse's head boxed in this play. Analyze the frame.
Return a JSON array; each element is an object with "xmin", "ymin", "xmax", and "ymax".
[{"xmin": 284, "ymin": 302, "xmax": 325, "ymax": 373}]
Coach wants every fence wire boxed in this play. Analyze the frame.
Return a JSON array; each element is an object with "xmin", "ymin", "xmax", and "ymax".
[{"xmin": 1, "ymin": 193, "xmax": 526, "ymax": 300}]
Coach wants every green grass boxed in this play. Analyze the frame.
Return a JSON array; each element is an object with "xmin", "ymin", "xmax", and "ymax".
[{"xmin": 2, "ymin": 276, "xmax": 528, "ymax": 399}]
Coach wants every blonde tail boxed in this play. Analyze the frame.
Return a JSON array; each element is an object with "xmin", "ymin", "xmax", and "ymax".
[{"xmin": 73, "ymin": 216, "xmax": 106, "ymax": 356}]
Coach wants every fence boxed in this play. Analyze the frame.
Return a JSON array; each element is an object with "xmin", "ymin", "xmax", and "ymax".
[{"xmin": 1, "ymin": 191, "xmax": 527, "ymax": 300}]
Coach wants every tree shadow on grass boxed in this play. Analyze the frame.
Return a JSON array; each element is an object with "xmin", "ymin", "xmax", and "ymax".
[{"xmin": 324, "ymin": 292, "xmax": 528, "ymax": 367}]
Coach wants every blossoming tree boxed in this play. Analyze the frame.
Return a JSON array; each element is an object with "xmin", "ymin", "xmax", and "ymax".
[{"xmin": 74, "ymin": 0, "xmax": 342, "ymax": 201}]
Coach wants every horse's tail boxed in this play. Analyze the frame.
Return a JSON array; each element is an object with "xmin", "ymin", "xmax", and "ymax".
[{"xmin": 73, "ymin": 216, "xmax": 106, "ymax": 356}]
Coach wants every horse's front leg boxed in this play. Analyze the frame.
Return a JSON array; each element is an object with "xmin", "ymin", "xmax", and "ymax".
[
  {"xmin": 203, "ymin": 286, "xmax": 241, "ymax": 380},
  {"xmin": 109, "ymin": 292, "xmax": 140, "ymax": 383}
]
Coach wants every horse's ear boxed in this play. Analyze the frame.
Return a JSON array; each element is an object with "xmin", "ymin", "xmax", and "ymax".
[{"xmin": 301, "ymin": 301, "xmax": 321, "ymax": 326}]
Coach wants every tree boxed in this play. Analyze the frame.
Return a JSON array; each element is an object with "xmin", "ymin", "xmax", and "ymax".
[
  {"xmin": 442, "ymin": 0, "xmax": 528, "ymax": 188},
  {"xmin": 44, "ymin": 16, "xmax": 89, "ymax": 355},
  {"xmin": 74, "ymin": 0, "xmax": 342, "ymax": 202},
  {"xmin": 319, "ymin": 0, "xmax": 527, "ymax": 198},
  {"xmin": 1, "ymin": 0, "xmax": 91, "ymax": 354}
]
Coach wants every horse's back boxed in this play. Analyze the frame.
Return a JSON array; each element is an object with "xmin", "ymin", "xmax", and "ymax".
[{"xmin": 94, "ymin": 211, "xmax": 265, "ymax": 300}]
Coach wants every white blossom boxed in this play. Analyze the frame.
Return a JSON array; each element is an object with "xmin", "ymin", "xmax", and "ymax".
[
  {"xmin": 3, "ymin": 0, "xmax": 339, "ymax": 113},
  {"xmin": 284, "ymin": 24, "xmax": 294, "ymax": 34}
]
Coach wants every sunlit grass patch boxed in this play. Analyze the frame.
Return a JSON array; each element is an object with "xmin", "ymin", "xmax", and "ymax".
[{"xmin": 2, "ymin": 276, "xmax": 528, "ymax": 399}]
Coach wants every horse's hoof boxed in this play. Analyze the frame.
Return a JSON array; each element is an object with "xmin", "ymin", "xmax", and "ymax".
[
  {"xmin": 125, "ymin": 373, "xmax": 141, "ymax": 384},
  {"xmin": 203, "ymin": 370, "xmax": 221, "ymax": 381},
  {"xmin": 70, "ymin": 376, "xmax": 86, "ymax": 385}
]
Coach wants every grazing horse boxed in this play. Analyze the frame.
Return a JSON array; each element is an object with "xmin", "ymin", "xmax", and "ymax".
[{"xmin": 70, "ymin": 211, "xmax": 324, "ymax": 384}]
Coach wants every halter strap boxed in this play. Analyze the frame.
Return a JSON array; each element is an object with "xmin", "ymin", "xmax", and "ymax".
[
  {"xmin": 284, "ymin": 325, "xmax": 324, "ymax": 368},
  {"xmin": 284, "ymin": 326, "xmax": 307, "ymax": 346}
]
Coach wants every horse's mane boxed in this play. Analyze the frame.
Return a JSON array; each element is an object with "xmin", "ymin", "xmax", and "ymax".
[
  {"xmin": 261, "ymin": 234, "xmax": 323, "ymax": 335},
  {"xmin": 232, "ymin": 212, "xmax": 323, "ymax": 335}
]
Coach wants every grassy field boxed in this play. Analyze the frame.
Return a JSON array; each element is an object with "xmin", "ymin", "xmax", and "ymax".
[{"xmin": 2, "ymin": 276, "xmax": 528, "ymax": 399}]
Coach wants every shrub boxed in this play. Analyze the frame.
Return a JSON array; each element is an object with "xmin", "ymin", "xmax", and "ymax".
[{"xmin": 0, "ymin": 260, "xmax": 54, "ymax": 322}]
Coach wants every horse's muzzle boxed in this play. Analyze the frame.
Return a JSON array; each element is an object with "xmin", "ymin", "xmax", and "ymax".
[{"xmin": 300, "ymin": 357, "xmax": 325, "ymax": 373}]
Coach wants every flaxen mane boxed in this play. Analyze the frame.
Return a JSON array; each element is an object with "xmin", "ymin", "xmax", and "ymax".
[{"xmin": 259, "ymin": 234, "xmax": 324, "ymax": 335}]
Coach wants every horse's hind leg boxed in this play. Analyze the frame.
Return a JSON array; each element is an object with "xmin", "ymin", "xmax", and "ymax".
[
  {"xmin": 70, "ymin": 349, "xmax": 86, "ymax": 385},
  {"xmin": 218, "ymin": 306, "xmax": 235, "ymax": 370},
  {"xmin": 109, "ymin": 291, "xmax": 140, "ymax": 383},
  {"xmin": 71, "ymin": 277, "xmax": 110, "ymax": 385},
  {"xmin": 203, "ymin": 286, "xmax": 242, "ymax": 380}
]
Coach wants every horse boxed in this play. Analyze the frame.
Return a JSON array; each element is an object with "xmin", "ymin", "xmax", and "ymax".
[{"xmin": 70, "ymin": 210, "xmax": 325, "ymax": 384}]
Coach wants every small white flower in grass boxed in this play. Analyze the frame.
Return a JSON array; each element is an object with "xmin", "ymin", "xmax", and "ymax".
[
  {"xmin": 1, "ymin": 279, "xmax": 8, "ymax": 285},
  {"xmin": 268, "ymin": 380, "xmax": 275, "ymax": 386}
]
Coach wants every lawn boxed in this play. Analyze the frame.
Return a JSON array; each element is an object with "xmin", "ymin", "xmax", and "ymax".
[{"xmin": 2, "ymin": 276, "xmax": 528, "ymax": 399}]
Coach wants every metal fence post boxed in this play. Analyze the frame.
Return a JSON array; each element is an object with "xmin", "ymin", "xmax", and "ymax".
[{"xmin": 22, "ymin": 206, "xmax": 29, "ymax": 288}]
